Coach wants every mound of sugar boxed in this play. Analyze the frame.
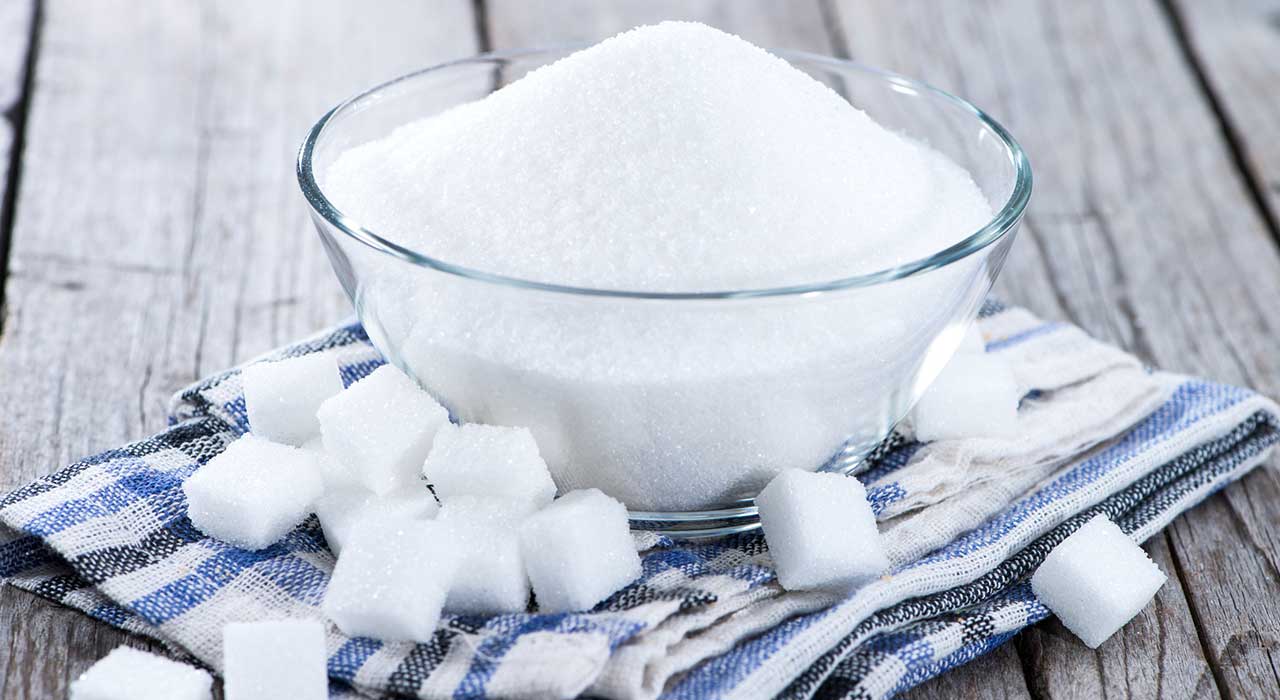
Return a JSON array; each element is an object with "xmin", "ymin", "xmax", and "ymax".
[
  {"xmin": 320, "ymin": 22, "xmax": 998, "ymax": 511},
  {"xmin": 323, "ymin": 22, "xmax": 990, "ymax": 291}
]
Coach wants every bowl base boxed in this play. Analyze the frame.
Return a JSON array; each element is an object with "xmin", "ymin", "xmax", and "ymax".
[{"xmin": 626, "ymin": 434, "xmax": 889, "ymax": 539}]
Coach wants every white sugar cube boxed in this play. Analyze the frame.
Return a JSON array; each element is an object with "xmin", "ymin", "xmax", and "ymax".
[
  {"xmin": 322, "ymin": 518, "xmax": 458, "ymax": 642},
  {"xmin": 70, "ymin": 645, "xmax": 211, "ymax": 700},
  {"xmin": 756, "ymin": 469, "xmax": 887, "ymax": 591},
  {"xmin": 317, "ymin": 365, "xmax": 449, "ymax": 495},
  {"xmin": 1031, "ymin": 514, "xmax": 1165, "ymax": 648},
  {"xmin": 243, "ymin": 354, "xmax": 344, "ymax": 446},
  {"xmin": 911, "ymin": 352, "xmax": 1020, "ymax": 442},
  {"xmin": 313, "ymin": 487, "xmax": 374, "ymax": 557},
  {"xmin": 303, "ymin": 436, "xmax": 359, "ymax": 490},
  {"xmin": 520, "ymin": 489, "xmax": 641, "ymax": 612},
  {"xmin": 439, "ymin": 496, "xmax": 530, "ymax": 614},
  {"xmin": 423, "ymin": 423, "xmax": 556, "ymax": 510},
  {"xmin": 184, "ymin": 435, "xmax": 324, "ymax": 550},
  {"xmin": 223, "ymin": 619, "xmax": 327, "ymax": 700},
  {"xmin": 315, "ymin": 485, "xmax": 438, "ymax": 556}
]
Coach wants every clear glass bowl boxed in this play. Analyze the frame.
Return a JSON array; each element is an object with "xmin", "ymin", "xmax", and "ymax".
[{"xmin": 297, "ymin": 47, "xmax": 1031, "ymax": 538}]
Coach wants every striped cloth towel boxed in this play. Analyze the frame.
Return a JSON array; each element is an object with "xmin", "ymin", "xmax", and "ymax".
[{"xmin": 0, "ymin": 302, "xmax": 1275, "ymax": 700}]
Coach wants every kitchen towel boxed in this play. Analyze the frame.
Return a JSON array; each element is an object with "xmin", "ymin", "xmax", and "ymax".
[{"xmin": 0, "ymin": 302, "xmax": 1274, "ymax": 700}]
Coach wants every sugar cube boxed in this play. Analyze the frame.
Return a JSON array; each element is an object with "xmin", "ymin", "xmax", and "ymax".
[
  {"xmin": 303, "ymin": 436, "xmax": 360, "ymax": 490},
  {"xmin": 243, "ymin": 354, "xmax": 344, "ymax": 446},
  {"xmin": 911, "ymin": 352, "xmax": 1020, "ymax": 442},
  {"xmin": 70, "ymin": 645, "xmax": 211, "ymax": 700},
  {"xmin": 1031, "ymin": 514, "xmax": 1166, "ymax": 648},
  {"xmin": 439, "ymin": 496, "xmax": 530, "ymax": 614},
  {"xmin": 424, "ymin": 423, "xmax": 556, "ymax": 510},
  {"xmin": 184, "ymin": 435, "xmax": 324, "ymax": 550},
  {"xmin": 223, "ymin": 619, "xmax": 327, "ymax": 700},
  {"xmin": 317, "ymin": 364, "xmax": 450, "ymax": 495},
  {"xmin": 322, "ymin": 518, "xmax": 458, "ymax": 642},
  {"xmin": 520, "ymin": 489, "xmax": 641, "ymax": 612},
  {"xmin": 756, "ymin": 469, "xmax": 887, "ymax": 591},
  {"xmin": 315, "ymin": 484, "xmax": 438, "ymax": 556}
]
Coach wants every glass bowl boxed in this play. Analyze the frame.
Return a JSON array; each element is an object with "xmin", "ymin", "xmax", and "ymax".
[{"xmin": 297, "ymin": 47, "xmax": 1031, "ymax": 538}]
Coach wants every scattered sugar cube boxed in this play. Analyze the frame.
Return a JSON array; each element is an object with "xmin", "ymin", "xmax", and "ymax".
[
  {"xmin": 439, "ymin": 496, "xmax": 530, "ymax": 614},
  {"xmin": 1031, "ymin": 514, "xmax": 1166, "ymax": 648},
  {"xmin": 323, "ymin": 518, "xmax": 458, "ymax": 642},
  {"xmin": 756, "ymin": 469, "xmax": 888, "ymax": 591},
  {"xmin": 184, "ymin": 435, "xmax": 324, "ymax": 550},
  {"xmin": 315, "ymin": 485, "xmax": 438, "ymax": 556},
  {"xmin": 520, "ymin": 489, "xmax": 641, "ymax": 612},
  {"xmin": 223, "ymin": 619, "xmax": 327, "ymax": 700},
  {"xmin": 317, "ymin": 365, "xmax": 450, "ymax": 495},
  {"xmin": 243, "ymin": 354, "xmax": 344, "ymax": 446},
  {"xmin": 303, "ymin": 436, "xmax": 359, "ymax": 490},
  {"xmin": 911, "ymin": 352, "xmax": 1020, "ymax": 442},
  {"xmin": 70, "ymin": 645, "xmax": 211, "ymax": 700},
  {"xmin": 424, "ymin": 423, "xmax": 556, "ymax": 510}
]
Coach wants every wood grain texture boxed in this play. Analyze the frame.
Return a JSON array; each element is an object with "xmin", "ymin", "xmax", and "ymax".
[
  {"xmin": 0, "ymin": 0, "xmax": 35, "ymax": 309},
  {"xmin": 1015, "ymin": 538, "xmax": 1219, "ymax": 700},
  {"xmin": 901, "ymin": 643, "xmax": 1033, "ymax": 700},
  {"xmin": 1168, "ymin": 0, "xmax": 1280, "ymax": 235},
  {"xmin": 828, "ymin": 1, "xmax": 1280, "ymax": 697},
  {"xmin": 486, "ymin": 0, "xmax": 835, "ymax": 52},
  {"xmin": 0, "ymin": 1, "xmax": 475, "ymax": 697}
]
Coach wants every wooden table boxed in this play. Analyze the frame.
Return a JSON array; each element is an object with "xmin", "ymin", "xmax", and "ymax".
[{"xmin": 1, "ymin": 2, "xmax": 1277, "ymax": 698}]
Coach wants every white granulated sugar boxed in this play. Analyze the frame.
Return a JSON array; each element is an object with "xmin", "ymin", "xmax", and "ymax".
[
  {"xmin": 324, "ymin": 22, "xmax": 989, "ymax": 291},
  {"xmin": 321, "ymin": 22, "xmax": 998, "ymax": 511}
]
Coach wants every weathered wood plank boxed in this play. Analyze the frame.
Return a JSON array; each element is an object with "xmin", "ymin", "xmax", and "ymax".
[
  {"xmin": 1167, "ymin": 0, "xmax": 1280, "ymax": 237},
  {"xmin": 829, "ymin": 0, "xmax": 1280, "ymax": 697},
  {"xmin": 901, "ymin": 643, "xmax": 1032, "ymax": 700},
  {"xmin": 0, "ymin": 0, "xmax": 35, "ymax": 313},
  {"xmin": 0, "ymin": 1, "xmax": 476, "ymax": 697},
  {"xmin": 487, "ymin": 0, "xmax": 835, "ymax": 52}
]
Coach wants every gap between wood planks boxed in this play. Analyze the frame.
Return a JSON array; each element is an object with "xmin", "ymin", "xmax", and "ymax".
[
  {"xmin": 1160, "ymin": 0, "xmax": 1280, "ymax": 246},
  {"xmin": 0, "ymin": 0, "xmax": 42, "ymax": 339}
]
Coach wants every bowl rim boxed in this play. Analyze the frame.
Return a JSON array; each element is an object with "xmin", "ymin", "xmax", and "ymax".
[{"xmin": 296, "ymin": 45, "xmax": 1032, "ymax": 301}]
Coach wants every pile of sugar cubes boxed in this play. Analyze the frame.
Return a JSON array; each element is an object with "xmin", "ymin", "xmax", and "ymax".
[
  {"xmin": 77, "ymin": 331, "xmax": 1163, "ymax": 698},
  {"xmin": 186, "ymin": 352, "xmax": 644, "ymax": 644}
]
